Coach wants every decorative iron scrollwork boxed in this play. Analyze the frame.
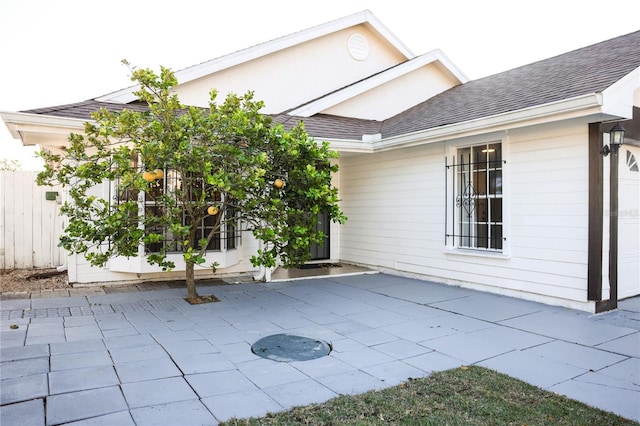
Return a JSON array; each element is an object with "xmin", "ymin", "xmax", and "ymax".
[{"xmin": 456, "ymin": 182, "xmax": 476, "ymax": 215}]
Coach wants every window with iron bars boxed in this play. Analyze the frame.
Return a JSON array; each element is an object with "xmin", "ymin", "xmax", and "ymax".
[
  {"xmin": 113, "ymin": 157, "xmax": 239, "ymax": 254},
  {"xmin": 446, "ymin": 142, "xmax": 504, "ymax": 251}
]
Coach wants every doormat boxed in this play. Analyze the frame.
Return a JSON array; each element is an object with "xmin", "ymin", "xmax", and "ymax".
[
  {"xmin": 251, "ymin": 334, "xmax": 332, "ymax": 362},
  {"xmin": 298, "ymin": 263, "xmax": 342, "ymax": 269}
]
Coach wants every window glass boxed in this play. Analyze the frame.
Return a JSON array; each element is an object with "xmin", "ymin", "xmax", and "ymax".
[{"xmin": 453, "ymin": 143, "xmax": 503, "ymax": 251}]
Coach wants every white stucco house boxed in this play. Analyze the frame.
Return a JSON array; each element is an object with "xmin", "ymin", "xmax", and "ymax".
[{"xmin": 2, "ymin": 10, "xmax": 639, "ymax": 312}]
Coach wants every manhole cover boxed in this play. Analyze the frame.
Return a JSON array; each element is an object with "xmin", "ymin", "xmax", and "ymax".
[{"xmin": 251, "ymin": 334, "xmax": 332, "ymax": 362}]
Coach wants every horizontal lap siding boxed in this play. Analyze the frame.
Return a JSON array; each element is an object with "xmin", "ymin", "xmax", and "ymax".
[
  {"xmin": 508, "ymin": 124, "xmax": 589, "ymax": 297},
  {"xmin": 340, "ymin": 143, "xmax": 445, "ymax": 270},
  {"xmin": 339, "ymin": 122, "xmax": 591, "ymax": 305}
]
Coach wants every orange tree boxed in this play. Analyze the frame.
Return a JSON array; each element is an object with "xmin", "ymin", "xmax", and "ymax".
[{"xmin": 38, "ymin": 62, "xmax": 346, "ymax": 303}]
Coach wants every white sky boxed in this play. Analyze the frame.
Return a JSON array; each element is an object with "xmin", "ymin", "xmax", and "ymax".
[{"xmin": 1, "ymin": 0, "xmax": 639, "ymax": 169}]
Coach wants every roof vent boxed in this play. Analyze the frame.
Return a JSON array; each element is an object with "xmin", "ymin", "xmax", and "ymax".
[
  {"xmin": 347, "ymin": 33, "xmax": 370, "ymax": 61},
  {"xmin": 362, "ymin": 133, "xmax": 382, "ymax": 142}
]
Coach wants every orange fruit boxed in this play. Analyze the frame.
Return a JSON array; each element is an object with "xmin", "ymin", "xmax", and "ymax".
[
  {"xmin": 143, "ymin": 171, "xmax": 156, "ymax": 182},
  {"xmin": 274, "ymin": 178, "xmax": 285, "ymax": 188},
  {"xmin": 207, "ymin": 206, "xmax": 219, "ymax": 215}
]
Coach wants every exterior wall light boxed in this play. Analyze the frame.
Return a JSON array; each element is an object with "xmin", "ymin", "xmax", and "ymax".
[{"xmin": 603, "ymin": 123, "xmax": 626, "ymax": 156}]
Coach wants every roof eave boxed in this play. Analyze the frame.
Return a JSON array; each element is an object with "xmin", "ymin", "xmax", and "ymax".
[
  {"xmin": 1, "ymin": 111, "xmax": 87, "ymax": 147},
  {"xmin": 330, "ymin": 93, "xmax": 607, "ymax": 153}
]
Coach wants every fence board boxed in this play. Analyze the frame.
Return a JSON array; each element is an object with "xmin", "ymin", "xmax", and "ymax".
[{"xmin": 0, "ymin": 171, "xmax": 64, "ymax": 269}]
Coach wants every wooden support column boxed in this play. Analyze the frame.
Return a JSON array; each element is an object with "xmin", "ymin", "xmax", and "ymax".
[{"xmin": 587, "ymin": 122, "xmax": 603, "ymax": 301}]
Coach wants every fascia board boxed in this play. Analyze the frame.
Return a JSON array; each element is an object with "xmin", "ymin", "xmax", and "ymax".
[
  {"xmin": 289, "ymin": 50, "xmax": 467, "ymax": 118},
  {"xmin": 96, "ymin": 10, "xmax": 415, "ymax": 105},
  {"xmin": 375, "ymin": 93, "xmax": 605, "ymax": 151}
]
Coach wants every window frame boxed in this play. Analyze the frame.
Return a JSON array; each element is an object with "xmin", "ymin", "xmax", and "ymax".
[
  {"xmin": 108, "ymin": 162, "xmax": 241, "ymax": 273},
  {"xmin": 445, "ymin": 137, "xmax": 510, "ymax": 258}
]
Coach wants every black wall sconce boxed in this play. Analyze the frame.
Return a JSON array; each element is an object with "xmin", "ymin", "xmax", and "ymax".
[{"xmin": 602, "ymin": 123, "xmax": 626, "ymax": 156}]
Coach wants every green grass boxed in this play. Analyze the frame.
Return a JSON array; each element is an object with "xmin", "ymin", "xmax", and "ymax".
[{"xmin": 221, "ymin": 366, "xmax": 637, "ymax": 425}]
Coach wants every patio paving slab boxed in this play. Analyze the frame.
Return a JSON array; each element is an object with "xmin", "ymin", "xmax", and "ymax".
[
  {"xmin": 236, "ymin": 358, "xmax": 310, "ymax": 388},
  {"xmin": 478, "ymin": 350, "xmax": 589, "ymax": 389},
  {"xmin": 64, "ymin": 410, "xmax": 135, "ymax": 426},
  {"xmin": 262, "ymin": 378, "xmax": 338, "ymax": 410},
  {"xmin": 0, "ymin": 356, "xmax": 49, "ymax": 379},
  {"xmin": 50, "ymin": 350, "xmax": 114, "ymax": 373},
  {"xmin": 109, "ymin": 344, "xmax": 169, "ymax": 364},
  {"xmin": 595, "ymin": 331, "xmax": 640, "ymax": 358},
  {"xmin": 373, "ymin": 281, "xmax": 469, "ymax": 304},
  {"xmin": 404, "ymin": 350, "xmax": 463, "ymax": 373},
  {"xmin": 315, "ymin": 369, "xmax": 387, "ymax": 395},
  {"xmin": 201, "ymin": 389, "xmax": 282, "ymax": 422},
  {"xmin": 380, "ymin": 318, "xmax": 459, "ymax": 342},
  {"xmin": 121, "ymin": 377, "xmax": 198, "ymax": 409},
  {"xmin": 524, "ymin": 340, "xmax": 628, "ymax": 371},
  {"xmin": 49, "ymin": 365, "xmax": 119, "ymax": 395},
  {"xmin": 362, "ymin": 360, "xmax": 428, "ymax": 386},
  {"xmin": 430, "ymin": 293, "xmax": 543, "ymax": 322},
  {"xmin": 0, "ymin": 373, "xmax": 48, "ymax": 405},
  {"xmin": 331, "ymin": 346, "xmax": 396, "ymax": 369},
  {"xmin": 46, "ymin": 386, "xmax": 128, "ymax": 425},
  {"xmin": 371, "ymin": 338, "xmax": 433, "ymax": 359},
  {"xmin": 130, "ymin": 399, "xmax": 218, "ymax": 426},
  {"xmin": 0, "ymin": 342, "xmax": 49, "ymax": 362},
  {"xmin": 0, "ymin": 398, "xmax": 44, "ymax": 426},
  {"xmin": 499, "ymin": 310, "xmax": 637, "ymax": 346},
  {"xmin": 288, "ymin": 355, "xmax": 357, "ymax": 379},
  {"xmin": 591, "ymin": 357, "xmax": 640, "ymax": 387},
  {"xmin": 550, "ymin": 378, "xmax": 640, "ymax": 423},
  {"xmin": 115, "ymin": 357, "xmax": 183, "ymax": 383},
  {"xmin": 171, "ymin": 352, "xmax": 236, "ymax": 375},
  {"xmin": 424, "ymin": 332, "xmax": 514, "ymax": 364},
  {"xmin": 346, "ymin": 309, "xmax": 411, "ymax": 328},
  {"xmin": 467, "ymin": 325, "xmax": 553, "ymax": 350},
  {"xmin": 186, "ymin": 370, "xmax": 259, "ymax": 398},
  {"xmin": 31, "ymin": 296, "xmax": 89, "ymax": 309}
]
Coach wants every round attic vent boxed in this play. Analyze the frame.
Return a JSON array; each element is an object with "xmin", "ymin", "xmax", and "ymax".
[{"xmin": 347, "ymin": 33, "xmax": 369, "ymax": 61}]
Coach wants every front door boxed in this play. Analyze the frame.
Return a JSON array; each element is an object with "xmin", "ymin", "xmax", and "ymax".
[{"xmin": 309, "ymin": 212, "xmax": 330, "ymax": 260}]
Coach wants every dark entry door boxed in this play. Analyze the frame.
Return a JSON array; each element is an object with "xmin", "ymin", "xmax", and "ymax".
[{"xmin": 309, "ymin": 212, "xmax": 330, "ymax": 260}]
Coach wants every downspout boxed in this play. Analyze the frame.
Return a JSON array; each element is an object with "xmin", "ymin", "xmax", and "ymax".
[{"xmin": 252, "ymin": 239, "xmax": 273, "ymax": 282}]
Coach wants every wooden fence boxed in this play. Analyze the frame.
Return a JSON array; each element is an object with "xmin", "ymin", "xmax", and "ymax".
[{"xmin": 0, "ymin": 171, "xmax": 65, "ymax": 269}]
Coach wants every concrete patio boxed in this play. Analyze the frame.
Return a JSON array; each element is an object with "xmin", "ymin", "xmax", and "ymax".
[{"xmin": 1, "ymin": 272, "xmax": 639, "ymax": 425}]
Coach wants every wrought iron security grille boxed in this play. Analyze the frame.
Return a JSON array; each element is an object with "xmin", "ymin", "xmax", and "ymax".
[
  {"xmin": 446, "ymin": 143, "xmax": 505, "ymax": 250},
  {"xmin": 112, "ymin": 160, "xmax": 240, "ymax": 254}
]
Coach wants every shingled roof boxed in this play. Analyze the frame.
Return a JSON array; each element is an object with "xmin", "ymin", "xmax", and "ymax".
[
  {"xmin": 23, "ymin": 100, "xmax": 150, "ymax": 119},
  {"xmin": 21, "ymin": 29, "xmax": 640, "ymax": 141},
  {"xmin": 378, "ymin": 29, "xmax": 640, "ymax": 138}
]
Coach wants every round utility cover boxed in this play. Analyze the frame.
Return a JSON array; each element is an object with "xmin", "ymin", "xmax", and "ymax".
[{"xmin": 251, "ymin": 334, "xmax": 332, "ymax": 362}]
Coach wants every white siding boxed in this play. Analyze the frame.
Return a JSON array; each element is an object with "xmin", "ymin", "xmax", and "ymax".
[{"xmin": 338, "ymin": 121, "xmax": 593, "ymax": 307}]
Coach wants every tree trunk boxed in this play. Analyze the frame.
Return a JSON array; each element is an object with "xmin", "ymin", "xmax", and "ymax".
[{"xmin": 185, "ymin": 261, "xmax": 200, "ymax": 303}]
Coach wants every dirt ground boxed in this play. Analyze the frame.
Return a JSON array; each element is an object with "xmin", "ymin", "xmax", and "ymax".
[{"xmin": 0, "ymin": 268, "xmax": 70, "ymax": 294}]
